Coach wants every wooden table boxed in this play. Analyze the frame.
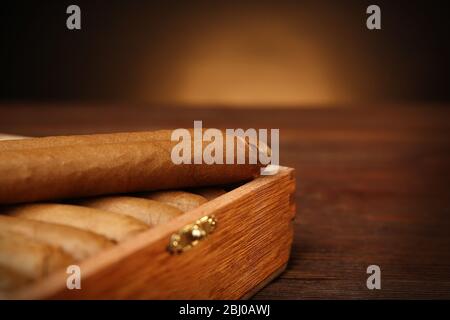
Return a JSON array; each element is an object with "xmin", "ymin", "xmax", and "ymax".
[{"xmin": 1, "ymin": 103, "xmax": 449, "ymax": 299}]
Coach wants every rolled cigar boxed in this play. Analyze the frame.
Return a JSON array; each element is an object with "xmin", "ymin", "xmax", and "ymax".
[
  {"xmin": 0, "ymin": 230, "xmax": 74, "ymax": 279},
  {"xmin": 0, "ymin": 264, "xmax": 31, "ymax": 293},
  {"xmin": 193, "ymin": 188, "xmax": 227, "ymax": 200},
  {"xmin": 78, "ymin": 196, "xmax": 183, "ymax": 226},
  {"xmin": 0, "ymin": 134, "xmax": 27, "ymax": 141},
  {"xmin": 0, "ymin": 215, "xmax": 113, "ymax": 260},
  {"xmin": 0, "ymin": 136, "xmax": 261, "ymax": 204},
  {"xmin": 0, "ymin": 130, "xmax": 176, "ymax": 151},
  {"xmin": 140, "ymin": 191, "xmax": 208, "ymax": 212},
  {"xmin": 5, "ymin": 204, "xmax": 149, "ymax": 242}
]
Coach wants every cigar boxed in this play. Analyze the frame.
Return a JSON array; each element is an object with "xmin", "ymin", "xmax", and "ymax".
[
  {"xmin": 0, "ymin": 264, "xmax": 32, "ymax": 293},
  {"xmin": 0, "ymin": 215, "xmax": 114, "ymax": 260},
  {"xmin": 0, "ymin": 230, "xmax": 74, "ymax": 279},
  {"xmin": 193, "ymin": 188, "xmax": 227, "ymax": 200},
  {"xmin": 78, "ymin": 196, "xmax": 183, "ymax": 226},
  {"xmin": 0, "ymin": 130, "xmax": 175, "ymax": 151},
  {"xmin": 140, "ymin": 191, "xmax": 208, "ymax": 212},
  {"xmin": 5, "ymin": 204, "xmax": 149, "ymax": 242},
  {"xmin": 0, "ymin": 134, "xmax": 27, "ymax": 142},
  {"xmin": 0, "ymin": 135, "xmax": 261, "ymax": 204}
]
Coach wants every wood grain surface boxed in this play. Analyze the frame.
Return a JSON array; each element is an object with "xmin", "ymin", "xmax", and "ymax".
[{"xmin": 1, "ymin": 103, "xmax": 449, "ymax": 299}]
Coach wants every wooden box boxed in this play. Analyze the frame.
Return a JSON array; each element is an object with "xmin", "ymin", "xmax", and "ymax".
[
  {"xmin": 0, "ymin": 134, "xmax": 296, "ymax": 299},
  {"xmin": 7, "ymin": 166, "xmax": 295, "ymax": 299}
]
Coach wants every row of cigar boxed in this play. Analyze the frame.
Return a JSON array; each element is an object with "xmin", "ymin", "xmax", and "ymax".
[{"xmin": 0, "ymin": 188, "xmax": 226, "ymax": 295}]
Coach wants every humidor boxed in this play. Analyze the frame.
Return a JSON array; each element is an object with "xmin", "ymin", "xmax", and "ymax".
[{"xmin": 0, "ymin": 134, "xmax": 296, "ymax": 299}]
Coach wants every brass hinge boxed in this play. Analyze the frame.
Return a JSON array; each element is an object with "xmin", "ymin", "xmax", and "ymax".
[{"xmin": 168, "ymin": 215, "xmax": 217, "ymax": 254}]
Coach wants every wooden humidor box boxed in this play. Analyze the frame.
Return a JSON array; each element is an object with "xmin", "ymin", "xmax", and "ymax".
[
  {"xmin": 7, "ymin": 166, "xmax": 295, "ymax": 299},
  {"xmin": 0, "ymin": 132, "xmax": 296, "ymax": 299}
]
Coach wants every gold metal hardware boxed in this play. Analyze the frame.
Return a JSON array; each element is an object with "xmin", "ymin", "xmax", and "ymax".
[{"xmin": 168, "ymin": 215, "xmax": 217, "ymax": 254}]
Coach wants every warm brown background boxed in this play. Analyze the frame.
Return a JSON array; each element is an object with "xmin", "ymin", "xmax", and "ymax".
[{"xmin": 2, "ymin": 0, "xmax": 450, "ymax": 106}]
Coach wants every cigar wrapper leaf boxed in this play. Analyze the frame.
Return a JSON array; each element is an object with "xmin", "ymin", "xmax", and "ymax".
[
  {"xmin": 4, "ymin": 204, "xmax": 149, "ymax": 242},
  {"xmin": 140, "ymin": 191, "xmax": 208, "ymax": 212},
  {"xmin": 78, "ymin": 196, "xmax": 183, "ymax": 226},
  {"xmin": 192, "ymin": 188, "xmax": 227, "ymax": 200},
  {"xmin": 0, "ymin": 230, "xmax": 75, "ymax": 280},
  {"xmin": 0, "ymin": 215, "xmax": 113, "ymax": 260},
  {"xmin": 0, "ymin": 136, "xmax": 261, "ymax": 204},
  {"xmin": 0, "ymin": 130, "xmax": 176, "ymax": 151},
  {"xmin": 0, "ymin": 264, "xmax": 32, "ymax": 293}
]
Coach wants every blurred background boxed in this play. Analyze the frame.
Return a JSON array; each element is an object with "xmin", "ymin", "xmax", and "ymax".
[{"xmin": 1, "ymin": 0, "xmax": 449, "ymax": 107}]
